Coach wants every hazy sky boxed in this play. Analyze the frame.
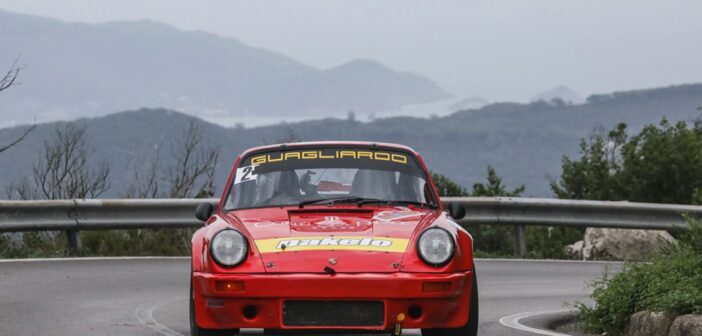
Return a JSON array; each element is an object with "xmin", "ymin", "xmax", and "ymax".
[{"xmin": 1, "ymin": 0, "xmax": 701, "ymax": 102}]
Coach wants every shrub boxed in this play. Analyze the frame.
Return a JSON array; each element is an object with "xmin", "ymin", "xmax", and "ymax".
[{"xmin": 577, "ymin": 219, "xmax": 702, "ymax": 334}]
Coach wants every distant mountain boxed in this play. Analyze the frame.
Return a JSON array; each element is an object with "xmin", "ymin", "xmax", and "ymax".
[
  {"xmin": 0, "ymin": 10, "xmax": 451, "ymax": 126},
  {"xmin": 532, "ymin": 86, "xmax": 584, "ymax": 104},
  {"xmin": 1, "ymin": 83, "xmax": 701, "ymax": 197}
]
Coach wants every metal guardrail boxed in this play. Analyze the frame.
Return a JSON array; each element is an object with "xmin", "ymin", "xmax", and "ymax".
[
  {"xmin": 446, "ymin": 197, "xmax": 700, "ymax": 230},
  {"xmin": 1, "ymin": 197, "xmax": 699, "ymax": 256},
  {"xmin": 445, "ymin": 197, "xmax": 700, "ymax": 256}
]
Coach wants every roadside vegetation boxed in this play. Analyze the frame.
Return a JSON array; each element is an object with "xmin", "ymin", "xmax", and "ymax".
[
  {"xmin": 2, "ymin": 106, "xmax": 702, "ymax": 260},
  {"xmin": 433, "ymin": 167, "xmax": 583, "ymax": 259},
  {"xmin": 576, "ymin": 218, "xmax": 702, "ymax": 334},
  {"xmin": 0, "ymin": 118, "xmax": 218, "ymax": 258},
  {"xmin": 560, "ymin": 118, "xmax": 702, "ymax": 333},
  {"xmin": 550, "ymin": 118, "xmax": 702, "ymax": 205}
]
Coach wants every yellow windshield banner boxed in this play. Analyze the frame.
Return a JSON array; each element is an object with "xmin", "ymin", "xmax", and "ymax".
[{"xmin": 254, "ymin": 236, "xmax": 409, "ymax": 253}]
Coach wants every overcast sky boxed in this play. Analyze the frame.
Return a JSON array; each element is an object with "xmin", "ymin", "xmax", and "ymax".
[{"xmin": 1, "ymin": 0, "xmax": 701, "ymax": 102}]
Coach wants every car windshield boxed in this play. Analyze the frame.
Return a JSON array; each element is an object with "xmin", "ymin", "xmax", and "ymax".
[{"xmin": 224, "ymin": 147, "xmax": 436, "ymax": 210}]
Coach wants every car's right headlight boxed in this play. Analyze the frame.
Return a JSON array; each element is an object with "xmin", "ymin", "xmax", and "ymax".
[
  {"xmin": 210, "ymin": 229, "xmax": 248, "ymax": 267},
  {"xmin": 417, "ymin": 227, "xmax": 455, "ymax": 267}
]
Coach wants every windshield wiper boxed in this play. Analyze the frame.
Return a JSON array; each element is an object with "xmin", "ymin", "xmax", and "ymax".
[
  {"xmin": 356, "ymin": 199, "xmax": 438, "ymax": 209},
  {"xmin": 298, "ymin": 196, "xmax": 376, "ymax": 208}
]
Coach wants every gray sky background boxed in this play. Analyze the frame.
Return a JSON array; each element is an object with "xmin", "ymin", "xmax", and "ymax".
[{"xmin": 1, "ymin": 0, "xmax": 700, "ymax": 102}]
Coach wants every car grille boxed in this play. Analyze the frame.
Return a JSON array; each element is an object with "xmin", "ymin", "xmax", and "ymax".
[{"xmin": 282, "ymin": 300, "xmax": 385, "ymax": 327}]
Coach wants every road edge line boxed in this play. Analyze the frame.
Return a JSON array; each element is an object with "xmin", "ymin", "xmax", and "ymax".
[
  {"xmin": 134, "ymin": 299, "xmax": 186, "ymax": 336},
  {"xmin": 499, "ymin": 309, "xmax": 575, "ymax": 336}
]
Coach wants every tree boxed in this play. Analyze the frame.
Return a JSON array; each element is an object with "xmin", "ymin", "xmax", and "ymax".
[
  {"xmin": 466, "ymin": 166, "xmax": 525, "ymax": 255},
  {"xmin": 262, "ymin": 129, "xmax": 304, "ymax": 145},
  {"xmin": 618, "ymin": 119, "xmax": 702, "ymax": 204},
  {"xmin": 551, "ymin": 119, "xmax": 702, "ymax": 205},
  {"xmin": 0, "ymin": 59, "xmax": 35, "ymax": 155},
  {"xmin": 126, "ymin": 119, "xmax": 220, "ymax": 198},
  {"xmin": 7, "ymin": 124, "xmax": 110, "ymax": 200},
  {"xmin": 4, "ymin": 123, "xmax": 110, "ymax": 255},
  {"xmin": 165, "ymin": 120, "xmax": 220, "ymax": 198},
  {"xmin": 431, "ymin": 167, "xmax": 530, "ymax": 256},
  {"xmin": 431, "ymin": 172, "xmax": 468, "ymax": 196},
  {"xmin": 550, "ymin": 124, "xmax": 627, "ymax": 200},
  {"xmin": 0, "ymin": 59, "xmax": 20, "ymax": 93},
  {"xmin": 469, "ymin": 165, "xmax": 525, "ymax": 197},
  {"xmin": 107, "ymin": 120, "xmax": 221, "ymax": 257}
]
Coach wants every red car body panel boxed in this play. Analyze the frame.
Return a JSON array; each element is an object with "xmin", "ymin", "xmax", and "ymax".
[{"xmin": 191, "ymin": 141, "xmax": 475, "ymax": 331}]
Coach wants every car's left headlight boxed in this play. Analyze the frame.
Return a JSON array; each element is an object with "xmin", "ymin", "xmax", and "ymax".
[
  {"xmin": 210, "ymin": 229, "xmax": 248, "ymax": 267},
  {"xmin": 417, "ymin": 227, "xmax": 455, "ymax": 266}
]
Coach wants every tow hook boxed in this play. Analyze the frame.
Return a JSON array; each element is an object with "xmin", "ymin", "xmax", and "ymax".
[{"xmin": 393, "ymin": 313, "xmax": 405, "ymax": 336}]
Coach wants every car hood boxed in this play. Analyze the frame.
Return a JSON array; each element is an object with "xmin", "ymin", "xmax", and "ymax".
[{"xmin": 222, "ymin": 205, "xmax": 437, "ymax": 273}]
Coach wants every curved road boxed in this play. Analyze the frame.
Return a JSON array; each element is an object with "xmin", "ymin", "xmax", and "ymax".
[{"xmin": 0, "ymin": 258, "xmax": 620, "ymax": 336}]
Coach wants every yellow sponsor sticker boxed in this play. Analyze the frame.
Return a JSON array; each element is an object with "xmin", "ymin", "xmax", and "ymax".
[
  {"xmin": 255, "ymin": 236, "xmax": 409, "ymax": 253},
  {"xmin": 250, "ymin": 150, "xmax": 408, "ymax": 166}
]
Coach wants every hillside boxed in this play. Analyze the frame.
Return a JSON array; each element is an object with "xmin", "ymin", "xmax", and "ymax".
[
  {"xmin": 1, "ymin": 83, "xmax": 701, "ymax": 197},
  {"xmin": 0, "ymin": 10, "xmax": 450, "ymax": 126}
]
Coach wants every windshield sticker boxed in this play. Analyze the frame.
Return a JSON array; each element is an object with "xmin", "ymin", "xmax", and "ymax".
[
  {"xmin": 234, "ymin": 165, "xmax": 257, "ymax": 184},
  {"xmin": 251, "ymin": 150, "xmax": 408, "ymax": 166},
  {"xmin": 241, "ymin": 148, "xmax": 425, "ymax": 177},
  {"xmin": 254, "ymin": 236, "xmax": 409, "ymax": 253}
]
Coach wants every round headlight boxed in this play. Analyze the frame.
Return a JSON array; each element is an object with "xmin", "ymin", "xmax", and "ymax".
[
  {"xmin": 210, "ymin": 230, "xmax": 248, "ymax": 267},
  {"xmin": 417, "ymin": 227, "xmax": 455, "ymax": 266}
]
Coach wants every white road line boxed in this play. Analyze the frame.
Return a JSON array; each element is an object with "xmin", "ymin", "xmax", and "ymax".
[
  {"xmin": 134, "ymin": 299, "xmax": 186, "ymax": 336},
  {"xmin": 499, "ymin": 310, "xmax": 574, "ymax": 336}
]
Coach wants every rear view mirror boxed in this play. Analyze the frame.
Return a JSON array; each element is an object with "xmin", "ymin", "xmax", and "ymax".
[
  {"xmin": 195, "ymin": 203, "xmax": 214, "ymax": 222},
  {"xmin": 446, "ymin": 202, "xmax": 465, "ymax": 220}
]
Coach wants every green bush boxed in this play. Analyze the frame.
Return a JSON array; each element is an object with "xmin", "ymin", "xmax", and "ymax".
[
  {"xmin": 526, "ymin": 226, "xmax": 584, "ymax": 259},
  {"xmin": 464, "ymin": 225, "xmax": 583, "ymax": 259},
  {"xmin": 433, "ymin": 169, "xmax": 583, "ymax": 259},
  {"xmin": 577, "ymin": 219, "xmax": 702, "ymax": 334}
]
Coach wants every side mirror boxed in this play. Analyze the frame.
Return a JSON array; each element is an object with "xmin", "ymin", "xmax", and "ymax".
[
  {"xmin": 446, "ymin": 202, "xmax": 465, "ymax": 220},
  {"xmin": 195, "ymin": 203, "xmax": 214, "ymax": 222}
]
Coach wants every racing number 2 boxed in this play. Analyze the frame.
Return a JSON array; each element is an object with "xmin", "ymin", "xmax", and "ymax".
[{"xmin": 234, "ymin": 165, "xmax": 257, "ymax": 184}]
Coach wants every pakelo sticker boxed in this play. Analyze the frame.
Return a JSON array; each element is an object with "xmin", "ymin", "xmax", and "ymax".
[
  {"xmin": 254, "ymin": 236, "xmax": 409, "ymax": 253},
  {"xmin": 234, "ymin": 165, "xmax": 257, "ymax": 184}
]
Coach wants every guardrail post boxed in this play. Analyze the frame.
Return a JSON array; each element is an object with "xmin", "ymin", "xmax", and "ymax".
[
  {"xmin": 513, "ymin": 224, "xmax": 527, "ymax": 258},
  {"xmin": 66, "ymin": 230, "xmax": 81, "ymax": 251}
]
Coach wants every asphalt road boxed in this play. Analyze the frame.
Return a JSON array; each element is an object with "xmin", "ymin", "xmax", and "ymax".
[{"xmin": 0, "ymin": 258, "xmax": 620, "ymax": 336}]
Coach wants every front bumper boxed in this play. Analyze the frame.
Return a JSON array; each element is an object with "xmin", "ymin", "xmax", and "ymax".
[{"xmin": 192, "ymin": 270, "xmax": 473, "ymax": 331}]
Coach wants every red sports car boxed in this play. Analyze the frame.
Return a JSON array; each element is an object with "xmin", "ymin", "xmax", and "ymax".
[{"xmin": 190, "ymin": 142, "xmax": 477, "ymax": 336}]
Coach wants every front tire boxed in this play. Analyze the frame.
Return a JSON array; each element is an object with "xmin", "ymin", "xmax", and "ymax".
[
  {"xmin": 190, "ymin": 278, "xmax": 239, "ymax": 336},
  {"xmin": 422, "ymin": 269, "xmax": 479, "ymax": 336}
]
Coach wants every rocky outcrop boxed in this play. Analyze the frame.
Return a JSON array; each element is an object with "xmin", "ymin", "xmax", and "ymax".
[
  {"xmin": 626, "ymin": 311, "xmax": 675, "ymax": 336},
  {"xmin": 627, "ymin": 312, "xmax": 702, "ymax": 336},
  {"xmin": 565, "ymin": 228, "xmax": 676, "ymax": 261},
  {"xmin": 668, "ymin": 315, "xmax": 702, "ymax": 336},
  {"xmin": 564, "ymin": 240, "xmax": 584, "ymax": 259}
]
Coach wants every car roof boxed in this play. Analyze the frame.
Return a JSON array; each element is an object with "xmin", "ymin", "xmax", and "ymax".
[{"xmin": 239, "ymin": 141, "xmax": 420, "ymax": 158}]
